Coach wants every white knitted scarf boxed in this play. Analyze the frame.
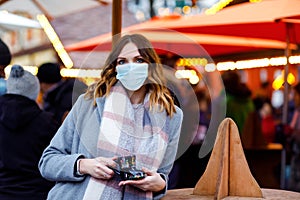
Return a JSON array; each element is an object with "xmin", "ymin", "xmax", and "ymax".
[{"xmin": 83, "ymin": 82, "xmax": 169, "ymax": 200}]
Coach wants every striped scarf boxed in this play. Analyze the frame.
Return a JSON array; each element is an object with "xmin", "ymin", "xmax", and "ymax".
[{"xmin": 83, "ymin": 82, "xmax": 169, "ymax": 200}]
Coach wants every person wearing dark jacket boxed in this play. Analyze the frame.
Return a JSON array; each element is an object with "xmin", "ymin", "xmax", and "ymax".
[
  {"xmin": 0, "ymin": 38, "xmax": 12, "ymax": 95},
  {"xmin": 0, "ymin": 65, "xmax": 59, "ymax": 200},
  {"xmin": 37, "ymin": 62, "xmax": 87, "ymax": 124}
]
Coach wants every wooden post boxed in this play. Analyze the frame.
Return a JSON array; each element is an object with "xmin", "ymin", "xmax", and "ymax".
[
  {"xmin": 193, "ymin": 118, "xmax": 263, "ymax": 199},
  {"xmin": 112, "ymin": 0, "xmax": 122, "ymax": 48}
]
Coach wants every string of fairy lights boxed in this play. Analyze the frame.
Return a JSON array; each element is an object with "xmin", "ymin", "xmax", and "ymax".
[{"xmin": 5, "ymin": 53, "xmax": 300, "ymax": 90}]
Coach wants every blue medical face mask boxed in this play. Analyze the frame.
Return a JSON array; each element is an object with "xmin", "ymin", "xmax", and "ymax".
[{"xmin": 116, "ymin": 63, "xmax": 149, "ymax": 91}]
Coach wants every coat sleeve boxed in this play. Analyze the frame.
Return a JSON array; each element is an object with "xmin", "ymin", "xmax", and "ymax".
[
  {"xmin": 38, "ymin": 95, "xmax": 87, "ymax": 182},
  {"xmin": 154, "ymin": 107, "xmax": 183, "ymax": 200}
]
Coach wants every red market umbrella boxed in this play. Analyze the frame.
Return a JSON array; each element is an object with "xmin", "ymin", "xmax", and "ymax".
[
  {"xmin": 65, "ymin": 26, "xmax": 293, "ymax": 57},
  {"xmin": 150, "ymin": 0, "xmax": 300, "ymax": 125},
  {"xmin": 63, "ymin": 1, "xmax": 300, "ymax": 171},
  {"xmin": 65, "ymin": 0, "xmax": 300, "ymax": 57},
  {"xmin": 64, "ymin": 0, "xmax": 300, "ymax": 164},
  {"xmin": 65, "ymin": 0, "xmax": 300, "ymax": 124}
]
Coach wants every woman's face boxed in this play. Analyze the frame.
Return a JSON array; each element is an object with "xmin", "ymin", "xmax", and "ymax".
[{"xmin": 116, "ymin": 42, "xmax": 146, "ymax": 66}]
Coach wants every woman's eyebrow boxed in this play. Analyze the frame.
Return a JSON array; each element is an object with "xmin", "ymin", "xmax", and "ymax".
[{"xmin": 117, "ymin": 55, "xmax": 142, "ymax": 60}]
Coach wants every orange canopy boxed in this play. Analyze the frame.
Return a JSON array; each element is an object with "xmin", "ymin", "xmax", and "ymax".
[{"xmin": 65, "ymin": 0, "xmax": 300, "ymax": 57}]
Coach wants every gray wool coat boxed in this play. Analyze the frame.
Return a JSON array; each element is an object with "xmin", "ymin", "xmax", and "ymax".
[{"xmin": 38, "ymin": 94, "xmax": 183, "ymax": 200}]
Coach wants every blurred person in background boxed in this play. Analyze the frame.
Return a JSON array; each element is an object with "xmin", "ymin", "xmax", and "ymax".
[
  {"xmin": 221, "ymin": 70, "xmax": 255, "ymax": 134},
  {"xmin": 259, "ymin": 99, "xmax": 277, "ymax": 143},
  {"xmin": 37, "ymin": 62, "xmax": 87, "ymax": 124},
  {"xmin": 249, "ymin": 96, "xmax": 277, "ymax": 144},
  {"xmin": 287, "ymin": 82, "xmax": 300, "ymax": 191},
  {"xmin": 175, "ymin": 87, "xmax": 211, "ymax": 189},
  {"xmin": 0, "ymin": 38, "xmax": 12, "ymax": 95},
  {"xmin": 0, "ymin": 65, "xmax": 59, "ymax": 200},
  {"xmin": 255, "ymin": 81, "xmax": 272, "ymax": 101}
]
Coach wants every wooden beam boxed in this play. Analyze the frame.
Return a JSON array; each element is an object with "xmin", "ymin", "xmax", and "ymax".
[
  {"xmin": 0, "ymin": 0, "xmax": 9, "ymax": 5},
  {"xmin": 31, "ymin": 0, "xmax": 53, "ymax": 20},
  {"xmin": 112, "ymin": 0, "xmax": 122, "ymax": 48}
]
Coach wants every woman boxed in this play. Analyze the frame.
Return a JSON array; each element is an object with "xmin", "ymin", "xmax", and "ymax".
[{"xmin": 39, "ymin": 34, "xmax": 183, "ymax": 200}]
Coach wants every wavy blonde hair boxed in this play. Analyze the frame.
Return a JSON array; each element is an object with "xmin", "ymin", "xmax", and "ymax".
[{"xmin": 85, "ymin": 34, "xmax": 176, "ymax": 116}]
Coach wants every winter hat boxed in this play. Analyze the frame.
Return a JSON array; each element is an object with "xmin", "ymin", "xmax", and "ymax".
[
  {"xmin": 7, "ymin": 65, "xmax": 40, "ymax": 100},
  {"xmin": 37, "ymin": 62, "xmax": 62, "ymax": 83},
  {"xmin": 0, "ymin": 39, "xmax": 11, "ymax": 66}
]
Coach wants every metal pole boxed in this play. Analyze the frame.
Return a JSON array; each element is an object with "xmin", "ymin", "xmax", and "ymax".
[
  {"xmin": 150, "ymin": 0, "xmax": 155, "ymax": 18},
  {"xmin": 282, "ymin": 23, "xmax": 292, "ymax": 125},
  {"xmin": 112, "ymin": 0, "xmax": 122, "ymax": 48}
]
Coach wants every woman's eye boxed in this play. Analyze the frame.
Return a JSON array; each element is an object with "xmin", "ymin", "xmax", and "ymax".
[
  {"xmin": 117, "ymin": 60, "xmax": 125, "ymax": 65},
  {"xmin": 136, "ymin": 58, "xmax": 145, "ymax": 63}
]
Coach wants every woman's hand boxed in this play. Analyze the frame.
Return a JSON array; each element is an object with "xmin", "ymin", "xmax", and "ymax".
[
  {"xmin": 79, "ymin": 156, "xmax": 117, "ymax": 180},
  {"xmin": 118, "ymin": 168, "xmax": 166, "ymax": 192}
]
